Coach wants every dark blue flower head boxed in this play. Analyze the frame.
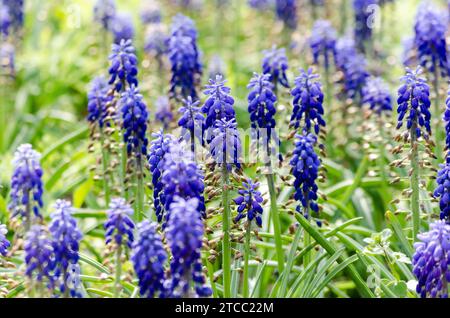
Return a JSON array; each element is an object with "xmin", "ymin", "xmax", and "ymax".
[
  {"xmin": 362, "ymin": 77, "xmax": 393, "ymax": 115},
  {"xmin": 353, "ymin": 0, "xmax": 377, "ymax": 52},
  {"xmin": 341, "ymin": 52, "xmax": 369, "ymax": 100},
  {"xmin": 148, "ymin": 130, "xmax": 176, "ymax": 223},
  {"xmin": 108, "ymin": 39, "xmax": 138, "ymax": 93},
  {"xmin": 210, "ymin": 118, "xmax": 242, "ymax": 171},
  {"xmin": 414, "ymin": 2, "xmax": 449, "ymax": 77},
  {"xmin": 140, "ymin": 1, "xmax": 162, "ymax": 25},
  {"xmin": 335, "ymin": 36, "xmax": 357, "ymax": 71},
  {"xmin": 120, "ymin": 85, "xmax": 149, "ymax": 159},
  {"xmin": 0, "ymin": 223, "xmax": 10, "ymax": 257},
  {"xmin": 166, "ymin": 197, "xmax": 212, "ymax": 298},
  {"xmin": 396, "ymin": 67, "xmax": 431, "ymax": 139},
  {"xmin": 0, "ymin": 4, "xmax": 11, "ymax": 37},
  {"xmin": 290, "ymin": 68, "xmax": 326, "ymax": 135},
  {"xmin": 155, "ymin": 96, "xmax": 173, "ymax": 130},
  {"xmin": 105, "ymin": 198, "xmax": 135, "ymax": 249},
  {"xmin": 290, "ymin": 133, "xmax": 321, "ymax": 219},
  {"xmin": 111, "ymin": 12, "xmax": 134, "ymax": 44},
  {"xmin": 2, "ymin": 0, "xmax": 23, "ymax": 32},
  {"xmin": 131, "ymin": 220, "xmax": 167, "ymax": 298},
  {"xmin": 144, "ymin": 24, "xmax": 168, "ymax": 58},
  {"xmin": 310, "ymin": 20, "xmax": 337, "ymax": 70},
  {"xmin": 202, "ymin": 75, "xmax": 236, "ymax": 131},
  {"xmin": 262, "ymin": 46, "xmax": 289, "ymax": 89},
  {"xmin": 9, "ymin": 144, "xmax": 44, "ymax": 223},
  {"xmin": 248, "ymin": 0, "xmax": 273, "ymax": 10},
  {"xmin": 87, "ymin": 76, "xmax": 112, "ymax": 128},
  {"xmin": 434, "ymin": 163, "xmax": 450, "ymax": 222},
  {"xmin": 413, "ymin": 221, "xmax": 450, "ymax": 298},
  {"xmin": 275, "ymin": 0, "xmax": 297, "ymax": 30},
  {"xmin": 178, "ymin": 96, "xmax": 204, "ymax": 143},
  {"xmin": 49, "ymin": 200, "xmax": 83, "ymax": 297},
  {"xmin": 444, "ymin": 88, "xmax": 450, "ymax": 152},
  {"xmin": 93, "ymin": 0, "xmax": 116, "ymax": 30},
  {"xmin": 24, "ymin": 225, "xmax": 55, "ymax": 286},
  {"xmin": 233, "ymin": 179, "xmax": 264, "ymax": 226}
]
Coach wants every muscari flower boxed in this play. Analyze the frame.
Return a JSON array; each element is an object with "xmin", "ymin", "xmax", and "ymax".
[
  {"xmin": 0, "ymin": 223, "xmax": 10, "ymax": 257},
  {"xmin": 341, "ymin": 52, "xmax": 369, "ymax": 100},
  {"xmin": 24, "ymin": 225, "xmax": 55, "ymax": 286},
  {"xmin": 2, "ymin": 0, "xmax": 23, "ymax": 32},
  {"xmin": 93, "ymin": 0, "xmax": 116, "ymax": 30},
  {"xmin": 412, "ymin": 221, "xmax": 450, "ymax": 298},
  {"xmin": 9, "ymin": 144, "xmax": 44, "ymax": 224},
  {"xmin": 362, "ymin": 77, "xmax": 393, "ymax": 115},
  {"xmin": 233, "ymin": 179, "xmax": 264, "ymax": 226},
  {"xmin": 209, "ymin": 118, "xmax": 242, "ymax": 171},
  {"xmin": 165, "ymin": 197, "xmax": 212, "ymax": 298},
  {"xmin": 155, "ymin": 96, "xmax": 173, "ymax": 130},
  {"xmin": 140, "ymin": 1, "xmax": 162, "ymax": 25},
  {"xmin": 402, "ymin": 36, "xmax": 417, "ymax": 68},
  {"xmin": 290, "ymin": 133, "xmax": 321, "ymax": 219},
  {"xmin": 87, "ymin": 76, "xmax": 112, "ymax": 128},
  {"xmin": 275, "ymin": 0, "xmax": 297, "ymax": 30},
  {"xmin": 131, "ymin": 220, "xmax": 167, "ymax": 298},
  {"xmin": 262, "ymin": 46, "xmax": 289, "ymax": 89},
  {"xmin": 49, "ymin": 200, "xmax": 83, "ymax": 297},
  {"xmin": 335, "ymin": 36, "xmax": 357, "ymax": 71},
  {"xmin": 0, "ymin": 3, "xmax": 10, "ymax": 37},
  {"xmin": 144, "ymin": 24, "xmax": 168, "ymax": 59},
  {"xmin": 108, "ymin": 39, "xmax": 138, "ymax": 93},
  {"xmin": 414, "ymin": 2, "xmax": 449, "ymax": 77},
  {"xmin": 148, "ymin": 131, "xmax": 175, "ymax": 223},
  {"xmin": 208, "ymin": 54, "xmax": 226, "ymax": 81},
  {"xmin": 310, "ymin": 20, "xmax": 337, "ymax": 71},
  {"xmin": 178, "ymin": 96, "xmax": 204, "ymax": 144},
  {"xmin": 444, "ymin": 88, "xmax": 450, "ymax": 153},
  {"xmin": 111, "ymin": 12, "xmax": 135, "ymax": 44},
  {"xmin": 105, "ymin": 198, "xmax": 135, "ymax": 249},
  {"xmin": 396, "ymin": 67, "xmax": 431, "ymax": 139},
  {"xmin": 353, "ymin": 0, "xmax": 377, "ymax": 52},
  {"xmin": 248, "ymin": 0, "xmax": 273, "ymax": 10},
  {"xmin": 120, "ymin": 85, "xmax": 149, "ymax": 159},
  {"xmin": 434, "ymin": 164, "xmax": 450, "ymax": 222},
  {"xmin": 202, "ymin": 75, "xmax": 236, "ymax": 132},
  {"xmin": 290, "ymin": 68, "xmax": 326, "ymax": 135}
]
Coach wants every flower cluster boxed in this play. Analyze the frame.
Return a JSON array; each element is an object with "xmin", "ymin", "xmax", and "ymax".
[
  {"xmin": 413, "ymin": 221, "xmax": 450, "ymax": 298},
  {"xmin": 341, "ymin": 52, "xmax": 369, "ymax": 100},
  {"xmin": 178, "ymin": 96, "xmax": 204, "ymax": 143},
  {"xmin": 275, "ymin": 0, "xmax": 297, "ymax": 30},
  {"xmin": 120, "ymin": 85, "xmax": 149, "ymax": 159},
  {"xmin": 396, "ymin": 67, "xmax": 431, "ymax": 139},
  {"xmin": 0, "ymin": 223, "xmax": 10, "ymax": 257},
  {"xmin": 414, "ymin": 2, "xmax": 449, "ymax": 77},
  {"xmin": 208, "ymin": 55, "xmax": 226, "ymax": 81},
  {"xmin": 144, "ymin": 24, "xmax": 168, "ymax": 59},
  {"xmin": 148, "ymin": 131, "xmax": 175, "ymax": 222},
  {"xmin": 155, "ymin": 96, "xmax": 173, "ymax": 130},
  {"xmin": 362, "ymin": 77, "xmax": 393, "ymax": 115},
  {"xmin": 24, "ymin": 225, "xmax": 55, "ymax": 286},
  {"xmin": 140, "ymin": 1, "xmax": 162, "ymax": 25},
  {"xmin": 131, "ymin": 220, "xmax": 167, "ymax": 298},
  {"xmin": 262, "ymin": 46, "xmax": 289, "ymax": 89},
  {"xmin": 105, "ymin": 198, "xmax": 135, "ymax": 249},
  {"xmin": 335, "ymin": 36, "xmax": 357, "ymax": 71},
  {"xmin": 444, "ymin": 88, "xmax": 450, "ymax": 152},
  {"xmin": 248, "ymin": 0, "xmax": 273, "ymax": 10},
  {"xmin": 49, "ymin": 200, "xmax": 83, "ymax": 297},
  {"xmin": 93, "ymin": 0, "xmax": 116, "ymax": 30},
  {"xmin": 2, "ymin": 0, "xmax": 23, "ymax": 32},
  {"xmin": 108, "ymin": 39, "xmax": 138, "ymax": 93},
  {"xmin": 110, "ymin": 13, "xmax": 135, "ymax": 44},
  {"xmin": 165, "ymin": 197, "xmax": 212, "ymax": 297},
  {"xmin": 309, "ymin": 20, "xmax": 337, "ymax": 70},
  {"xmin": 434, "ymin": 164, "xmax": 450, "ymax": 222},
  {"xmin": 87, "ymin": 76, "xmax": 112, "ymax": 128},
  {"xmin": 9, "ymin": 144, "xmax": 44, "ymax": 223},
  {"xmin": 210, "ymin": 118, "xmax": 242, "ymax": 170},
  {"xmin": 0, "ymin": 4, "xmax": 10, "ymax": 37},
  {"xmin": 290, "ymin": 68, "xmax": 326, "ymax": 135},
  {"xmin": 353, "ymin": 0, "xmax": 377, "ymax": 52},
  {"xmin": 233, "ymin": 179, "xmax": 264, "ymax": 226},
  {"xmin": 290, "ymin": 134, "xmax": 320, "ymax": 219}
]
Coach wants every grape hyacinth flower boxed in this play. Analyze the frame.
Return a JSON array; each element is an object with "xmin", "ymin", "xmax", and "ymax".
[
  {"xmin": 275, "ymin": 0, "xmax": 297, "ymax": 30},
  {"xmin": 341, "ymin": 53, "xmax": 369, "ymax": 101},
  {"xmin": 0, "ymin": 4, "xmax": 10, "ymax": 37},
  {"xmin": 178, "ymin": 96, "xmax": 204, "ymax": 145},
  {"xmin": 155, "ymin": 96, "xmax": 173, "ymax": 130},
  {"xmin": 290, "ymin": 133, "xmax": 321, "ymax": 219},
  {"xmin": 93, "ymin": 0, "xmax": 116, "ymax": 30},
  {"xmin": 120, "ymin": 85, "xmax": 149, "ymax": 159},
  {"xmin": 335, "ymin": 36, "xmax": 357, "ymax": 71},
  {"xmin": 148, "ymin": 131, "xmax": 175, "ymax": 223},
  {"xmin": 105, "ymin": 198, "xmax": 135, "ymax": 249},
  {"xmin": 2, "ymin": 0, "xmax": 23, "ymax": 32},
  {"xmin": 165, "ymin": 197, "xmax": 212, "ymax": 297},
  {"xmin": 208, "ymin": 54, "xmax": 226, "ymax": 81},
  {"xmin": 140, "ymin": 1, "xmax": 162, "ymax": 25},
  {"xmin": 110, "ymin": 12, "xmax": 135, "ymax": 44},
  {"xmin": 290, "ymin": 68, "xmax": 326, "ymax": 136},
  {"xmin": 309, "ymin": 20, "xmax": 337, "ymax": 71},
  {"xmin": 248, "ymin": 0, "xmax": 273, "ymax": 11},
  {"xmin": 412, "ymin": 221, "xmax": 450, "ymax": 298},
  {"xmin": 144, "ymin": 24, "xmax": 168, "ymax": 61},
  {"xmin": 234, "ymin": 179, "xmax": 264, "ymax": 226},
  {"xmin": 201, "ymin": 75, "xmax": 236, "ymax": 132},
  {"xmin": 209, "ymin": 118, "xmax": 242, "ymax": 171},
  {"xmin": 414, "ymin": 2, "xmax": 449, "ymax": 77},
  {"xmin": 262, "ymin": 46, "xmax": 289, "ymax": 90},
  {"xmin": 402, "ymin": 36, "xmax": 417, "ymax": 68},
  {"xmin": 49, "ymin": 200, "xmax": 83, "ymax": 297},
  {"xmin": 362, "ymin": 77, "xmax": 393, "ymax": 115},
  {"xmin": 24, "ymin": 225, "xmax": 55, "ymax": 288},
  {"xmin": 353, "ymin": 0, "xmax": 377, "ymax": 52},
  {"xmin": 87, "ymin": 76, "xmax": 112, "ymax": 129},
  {"xmin": 0, "ymin": 223, "xmax": 10, "ymax": 257},
  {"xmin": 108, "ymin": 39, "xmax": 138, "ymax": 93},
  {"xmin": 131, "ymin": 220, "xmax": 167, "ymax": 298},
  {"xmin": 434, "ymin": 163, "xmax": 450, "ymax": 222},
  {"xmin": 9, "ymin": 144, "xmax": 44, "ymax": 230},
  {"xmin": 444, "ymin": 88, "xmax": 450, "ymax": 153}
]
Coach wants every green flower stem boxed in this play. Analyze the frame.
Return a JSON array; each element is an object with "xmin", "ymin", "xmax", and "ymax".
[
  {"xmin": 266, "ymin": 173, "xmax": 285, "ymax": 273},
  {"xmin": 302, "ymin": 199, "xmax": 311, "ymax": 267},
  {"xmin": 339, "ymin": 0, "xmax": 347, "ymax": 34},
  {"xmin": 206, "ymin": 261, "xmax": 218, "ymax": 298},
  {"xmin": 99, "ymin": 128, "xmax": 111, "ymax": 206},
  {"xmin": 410, "ymin": 122, "xmax": 420, "ymax": 241},
  {"xmin": 243, "ymin": 222, "xmax": 251, "ymax": 298},
  {"xmin": 221, "ymin": 165, "xmax": 231, "ymax": 298},
  {"xmin": 25, "ymin": 197, "xmax": 31, "ymax": 233},
  {"xmin": 121, "ymin": 142, "xmax": 128, "ymax": 200},
  {"xmin": 135, "ymin": 157, "xmax": 144, "ymax": 222},
  {"xmin": 114, "ymin": 245, "xmax": 122, "ymax": 298}
]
